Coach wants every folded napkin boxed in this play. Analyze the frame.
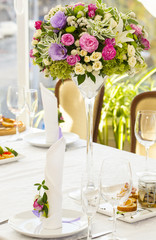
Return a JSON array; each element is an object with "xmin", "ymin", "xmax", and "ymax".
[
  {"xmin": 42, "ymin": 136, "xmax": 65, "ymax": 230},
  {"xmin": 40, "ymin": 83, "xmax": 59, "ymax": 144}
]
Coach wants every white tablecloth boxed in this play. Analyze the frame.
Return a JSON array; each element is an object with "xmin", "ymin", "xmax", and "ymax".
[{"xmin": 0, "ymin": 137, "xmax": 156, "ymax": 240}]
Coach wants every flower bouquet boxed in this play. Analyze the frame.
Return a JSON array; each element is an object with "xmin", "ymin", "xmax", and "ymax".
[{"xmin": 30, "ymin": 0, "xmax": 150, "ymax": 85}]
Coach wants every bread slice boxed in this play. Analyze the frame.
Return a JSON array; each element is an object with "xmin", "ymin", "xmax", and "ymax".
[{"xmin": 117, "ymin": 203, "xmax": 137, "ymax": 212}]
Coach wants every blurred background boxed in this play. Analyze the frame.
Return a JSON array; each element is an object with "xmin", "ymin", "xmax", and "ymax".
[{"xmin": 0, "ymin": 0, "xmax": 155, "ymax": 150}]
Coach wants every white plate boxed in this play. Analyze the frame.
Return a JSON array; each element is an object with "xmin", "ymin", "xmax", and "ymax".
[
  {"xmin": 98, "ymin": 203, "xmax": 156, "ymax": 223},
  {"xmin": 8, "ymin": 209, "xmax": 87, "ymax": 238},
  {"xmin": 0, "ymin": 154, "xmax": 24, "ymax": 165},
  {"xmin": 23, "ymin": 131, "xmax": 79, "ymax": 148}
]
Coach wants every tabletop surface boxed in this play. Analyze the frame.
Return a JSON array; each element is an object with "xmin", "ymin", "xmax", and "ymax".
[{"xmin": 0, "ymin": 134, "xmax": 156, "ymax": 240}]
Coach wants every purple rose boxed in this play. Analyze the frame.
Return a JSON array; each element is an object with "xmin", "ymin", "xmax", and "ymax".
[
  {"xmin": 79, "ymin": 33, "xmax": 99, "ymax": 53},
  {"xmin": 66, "ymin": 55, "xmax": 77, "ymax": 66},
  {"xmin": 49, "ymin": 43, "xmax": 67, "ymax": 61},
  {"xmin": 140, "ymin": 37, "xmax": 150, "ymax": 50},
  {"xmin": 61, "ymin": 34, "xmax": 75, "ymax": 46},
  {"xmin": 50, "ymin": 11, "xmax": 67, "ymax": 31},
  {"xmin": 35, "ymin": 20, "xmax": 42, "ymax": 30},
  {"xmin": 33, "ymin": 199, "xmax": 43, "ymax": 211},
  {"xmin": 130, "ymin": 24, "xmax": 142, "ymax": 36},
  {"xmin": 104, "ymin": 38, "xmax": 116, "ymax": 46},
  {"xmin": 102, "ymin": 44, "xmax": 116, "ymax": 60}
]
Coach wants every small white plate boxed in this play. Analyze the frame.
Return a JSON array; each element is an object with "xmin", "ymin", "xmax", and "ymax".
[
  {"xmin": 0, "ymin": 154, "xmax": 24, "ymax": 165},
  {"xmin": 23, "ymin": 131, "xmax": 79, "ymax": 148},
  {"xmin": 8, "ymin": 209, "xmax": 87, "ymax": 238}
]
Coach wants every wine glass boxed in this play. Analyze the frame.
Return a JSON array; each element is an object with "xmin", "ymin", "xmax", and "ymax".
[
  {"xmin": 7, "ymin": 86, "xmax": 25, "ymax": 140},
  {"xmin": 81, "ymin": 171, "xmax": 100, "ymax": 240},
  {"xmin": 100, "ymin": 158, "xmax": 132, "ymax": 240},
  {"xmin": 135, "ymin": 110, "xmax": 156, "ymax": 172},
  {"xmin": 25, "ymin": 89, "xmax": 38, "ymax": 131}
]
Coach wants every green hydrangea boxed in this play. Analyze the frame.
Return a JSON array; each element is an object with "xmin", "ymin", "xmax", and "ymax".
[{"xmin": 49, "ymin": 60, "xmax": 73, "ymax": 80}]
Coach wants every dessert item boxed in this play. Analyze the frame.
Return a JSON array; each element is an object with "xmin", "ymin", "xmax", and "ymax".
[
  {"xmin": 0, "ymin": 117, "xmax": 26, "ymax": 136},
  {"xmin": 0, "ymin": 146, "xmax": 18, "ymax": 159},
  {"xmin": 1, "ymin": 117, "xmax": 23, "ymax": 128}
]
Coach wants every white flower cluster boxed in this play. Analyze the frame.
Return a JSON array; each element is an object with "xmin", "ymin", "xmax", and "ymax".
[
  {"xmin": 44, "ymin": 5, "xmax": 66, "ymax": 20},
  {"xmin": 127, "ymin": 44, "xmax": 136, "ymax": 68},
  {"xmin": 67, "ymin": 16, "xmax": 78, "ymax": 28}
]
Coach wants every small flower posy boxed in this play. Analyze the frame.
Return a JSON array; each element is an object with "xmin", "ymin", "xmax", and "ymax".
[
  {"xmin": 30, "ymin": 0, "xmax": 150, "ymax": 84},
  {"xmin": 33, "ymin": 180, "xmax": 49, "ymax": 218}
]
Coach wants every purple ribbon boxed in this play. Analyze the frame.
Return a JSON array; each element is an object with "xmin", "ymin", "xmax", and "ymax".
[{"xmin": 62, "ymin": 217, "xmax": 81, "ymax": 223}]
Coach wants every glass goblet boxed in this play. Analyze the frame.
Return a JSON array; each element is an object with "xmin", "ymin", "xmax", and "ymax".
[
  {"xmin": 100, "ymin": 158, "xmax": 132, "ymax": 240},
  {"xmin": 81, "ymin": 172, "xmax": 100, "ymax": 240},
  {"xmin": 25, "ymin": 89, "xmax": 38, "ymax": 131},
  {"xmin": 7, "ymin": 86, "xmax": 25, "ymax": 140},
  {"xmin": 135, "ymin": 110, "xmax": 156, "ymax": 172}
]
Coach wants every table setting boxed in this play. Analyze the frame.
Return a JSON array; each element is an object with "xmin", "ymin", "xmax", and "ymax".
[{"xmin": 1, "ymin": 0, "xmax": 155, "ymax": 240}]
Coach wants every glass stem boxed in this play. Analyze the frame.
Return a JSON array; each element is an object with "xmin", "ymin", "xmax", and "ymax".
[
  {"xmin": 112, "ymin": 206, "xmax": 117, "ymax": 239},
  {"xmin": 145, "ymin": 146, "xmax": 149, "ymax": 171},
  {"xmin": 16, "ymin": 114, "xmax": 20, "ymax": 139},
  {"xmin": 30, "ymin": 115, "xmax": 34, "ymax": 129},
  {"xmin": 87, "ymin": 216, "xmax": 92, "ymax": 240},
  {"xmin": 85, "ymin": 97, "xmax": 95, "ymax": 183}
]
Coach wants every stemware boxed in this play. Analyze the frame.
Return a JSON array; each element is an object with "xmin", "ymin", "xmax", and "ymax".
[
  {"xmin": 135, "ymin": 110, "xmax": 156, "ymax": 172},
  {"xmin": 7, "ymin": 86, "xmax": 25, "ymax": 140},
  {"xmin": 100, "ymin": 158, "xmax": 132, "ymax": 240},
  {"xmin": 81, "ymin": 171, "xmax": 100, "ymax": 240},
  {"xmin": 25, "ymin": 89, "xmax": 38, "ymax": 131}
]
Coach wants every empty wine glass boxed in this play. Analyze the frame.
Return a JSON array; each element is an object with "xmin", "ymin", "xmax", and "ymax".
[
  {"xmin": 135, "ymin": 110, "xmax": 156, "ymax": 172},
  {"xmin": 7, "ymin": 86, "xmax": 25, "ymax": 140},
  {"xmin": 25, "ymin": 89, "xmax": 38, "ymax": 131},
  {"xmin": 81, "ymin": 171, "xmax": 100, "ymax": 240},
  {"xmin": 100, "ymin": 158, "xmax": 132, "ymax": 240}
]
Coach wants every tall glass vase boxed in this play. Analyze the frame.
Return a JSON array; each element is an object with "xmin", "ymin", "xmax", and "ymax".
[{"xmin": 72, "ymin": 75, "xmax": 107, "ymax": 182}]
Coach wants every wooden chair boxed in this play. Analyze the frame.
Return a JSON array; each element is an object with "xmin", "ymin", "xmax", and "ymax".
[
  {"xmin": 55, "ymin": 79, "xmax": 104, "ymax": 142},
  {"xmin": 130, "ymin": 91, "xmax": 156, "ymax": 158}
]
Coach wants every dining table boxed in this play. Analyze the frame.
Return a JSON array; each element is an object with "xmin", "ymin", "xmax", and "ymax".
[{"xmin": 0, "ymin": 132, "xmax": 156, "ymax": 240}]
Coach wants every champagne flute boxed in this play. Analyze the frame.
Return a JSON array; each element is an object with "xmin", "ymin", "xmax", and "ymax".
[
  {"xmin": 100, "ymin": 158, "xmax": 132, "ymax": 240},
  {"xmin": 81, "ymin": 171, "xmax": 100, "ymax": 240},
  {"xmin": 25, "ymin": 89, "xmax": 38, "ymax": 131},
  {"xmin": 135, "ymin": 110, "xmax": 156, "ymax": 172},
  {"xmin": 7, "ymin": 86, "xmax": 25, "ymax": 140}
]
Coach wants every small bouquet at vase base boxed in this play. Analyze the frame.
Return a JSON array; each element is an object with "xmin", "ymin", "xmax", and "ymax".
[{"xmin": 30, "ymin": 0, "xmax": 150, "ymax": 85}]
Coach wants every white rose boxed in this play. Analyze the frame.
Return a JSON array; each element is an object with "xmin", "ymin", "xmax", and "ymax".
[
  {"xmin": 90, "ymin": 52, "xmax": 102, "ymax": 61},
  {"xmin": 43, "ymin": 59, "xmax": 51, "ymax": 65},
  {"xmin": 71, "ymin": 50, "xmax": 78, "ymax": 55},
  {"xmin": 92, "ymin": 70, "xmax": 100, "ymax": 76},
  {"xmin": 80, "ymin": 50, "xmax": 87, "ymax": 56},
  {"xmin": 67, "ymin": 16, "xmax": 74, "ymax": 23},
  {"xmin": 84, "ymin": 56, "xmax": 90, "ymax": 63},
  {"xmin": 33, "ymin": 49, "xmax": 38, "ymax": 55},
  {"xmin": 33, "ymin": 29, "xmax": 42, "ymax": 38},
  {"xmin": 128, "ymin": 56, "xmax": 136, "ymax": 68},
  {"xmin": 94, "ymin": 15, "xmax": 102, "ymax": 21},
  {"xmin": 86, "ymin": 65, "xmax": 92, "ymax": 72},
  {"xmin": 31, "ymin": 39, "xmax": 38, "ymax": 46},
  {"xmin": 104, "ymin": 13, "xmax": 112, "ymax": 20},
  {"xmin": 44, "ymin": 14, "xmax": 49, "ymax": 21},
  {"xmin": 74, "ymin": 64, "xmax": 85, "ymax": 75},
  {"xmin": 83, "ymin": 64, "xmax": 87, "ymax": 70},
  {"xmin": 75, "ymin": 40, "xmax": 80, "ymax": 47},
  {"xmin": 109, "ymin": 18, "xmax": 117, "ymax": 29},
  {"xmin": 92, "ymin": 61, "xmax": 102, "ymax": 71},
  {"xmin": 129, "ymin": 12, "xmax": 136, "ymax": 18},
  {"xmin": 128, "ymin": 44, "xmax": 135, "ymax": 57}
]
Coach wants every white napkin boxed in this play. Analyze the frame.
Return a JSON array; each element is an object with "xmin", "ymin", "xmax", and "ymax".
[
  {"xmin": 40, "ymin": 83, "xmax": 59, "ymax": 144},
  {"xmin": 42, "ymin": 137, "xmax": 65, "ymax": 230}
]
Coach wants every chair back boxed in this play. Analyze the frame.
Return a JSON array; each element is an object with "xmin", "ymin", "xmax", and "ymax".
[
  {"xmin": 55, "ymin": 79, "xmax": 104, "ymax": 142},
  {"xmin": 131, "ymin": 91, "xmax": 156, "ymax": 158}
]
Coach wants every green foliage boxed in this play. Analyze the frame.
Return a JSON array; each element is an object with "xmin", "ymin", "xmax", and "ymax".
[
  {"xmin": 98, "ymin": 67, "xmax": 156, "ymax": 150},
  {"xmin": 49, "ymin": 60, "xmax": 73, "ymax": 80}
]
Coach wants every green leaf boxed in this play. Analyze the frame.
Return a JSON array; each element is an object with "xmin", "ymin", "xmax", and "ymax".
[
  {"xmin": 43, "ymin": 185, "xmax": 49, "ymax": 190},
  {"xmin": 37, "ymin": 185, "xmax": 41, "ymax": 191},
  {"xmin": 38, "ymin": 44, "xmax": 47, "ymax": 49},
  {"xmin": 0, "ymin": 146, "xmax": 4, "ymax": 155},
  {"xmin": 5, "ymin": 147, "xmax": 18, "ymax": 156},
  {"xmin": 42, "ymin": 180, "xmax": 45, "ymax": 185},
  {"xmin": 127, "ymin": 19, "xmax": 138, "ymax": 25},
  {"xmin": 77, "ymin": 74, "xmax": 86, "ymax": 85},
  {"xmin": 125, "ymin": 25, "xmax": 132, "ymax": 31},
  {"xmin": 34, "ymin": 183, "xmax": 40, "ymax": 186},
  {"xmin": 48, "ymin": 31, "xmax": 54, "ymax": 37},
  {"xmin": 44, "ymin": 205, "xmax": 48, "ymax": 217},
  {"xmin": 36, "ymin": 58, "xmax": 43, "ymax": 64},
  {"xmin": 96, "ymin": 0, "xmax": 102, "ymax": 4},
  {"xmin": 89, "ymin": 73, "xmax": 96, "ymax": 83},
  {"xmin": 42, "ymin": 192, "xmax": 47, "ymax": 203},
  {"xmin": 37, "ymin": 197, "xmax": 43, "ymax": 205},
  {"xmin": 65, "ymin": 26, "xmax": 76, "ymax": 33}
]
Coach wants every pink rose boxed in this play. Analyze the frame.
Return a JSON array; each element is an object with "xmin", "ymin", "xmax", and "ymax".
[
  {"xmin": 88, "ymin": 4, "xmax": 97, "ymax": 11},
  {"xmin": 61, "ymin": 34, "xmax": 75, "ymax": 46},
  {"xmin": 88, "ymin": 10, "xmax": 96, "ymax": 18},
  {"xmin": 35, "ymin": 20, "xmax": 42, "ymax": 30},
  {"xmin": 130, "ymin": 24, "xmax": 142, "ymax": 36},
  {"xmin": 102, "ymin": 44, "xmax": 116, "ymax": 60},
  {"xmin": 140, "ymin": 37, "xmax": 150, "ymax": 50},
  {"xmin": 73, "ymin": 3, "xmax": 84, "ymax": 9},
  {"xmin": 67, "ymin": 55, "xmax": 78, "ymax": 66},
  {"xmin": 104, "ymin": 38, "xmax": 116, "ymax": 46},
  {"xmin": 29, "ymin": 49, "xmax": 34, "ymax": 58},
  {"xmin": 79, "ymin": 33, "xmax": 99, "ymax": 53},
  {"xmin": 33, "ymin": 199, "xmax": 43, "ymax": 211},
  {"xmin": 76, "ymin": 54, "xmax": 80, "ymax": 61}
]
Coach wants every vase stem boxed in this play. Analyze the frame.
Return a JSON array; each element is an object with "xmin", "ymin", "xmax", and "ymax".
[{"xmin": 85, "ymin": 97, "xmax": 95, "ymax": 183}]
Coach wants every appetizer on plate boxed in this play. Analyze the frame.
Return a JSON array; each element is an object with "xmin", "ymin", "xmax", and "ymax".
[{"xmin": 0, "ymin": 146, "xmax": 18, "ymax": 160}]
